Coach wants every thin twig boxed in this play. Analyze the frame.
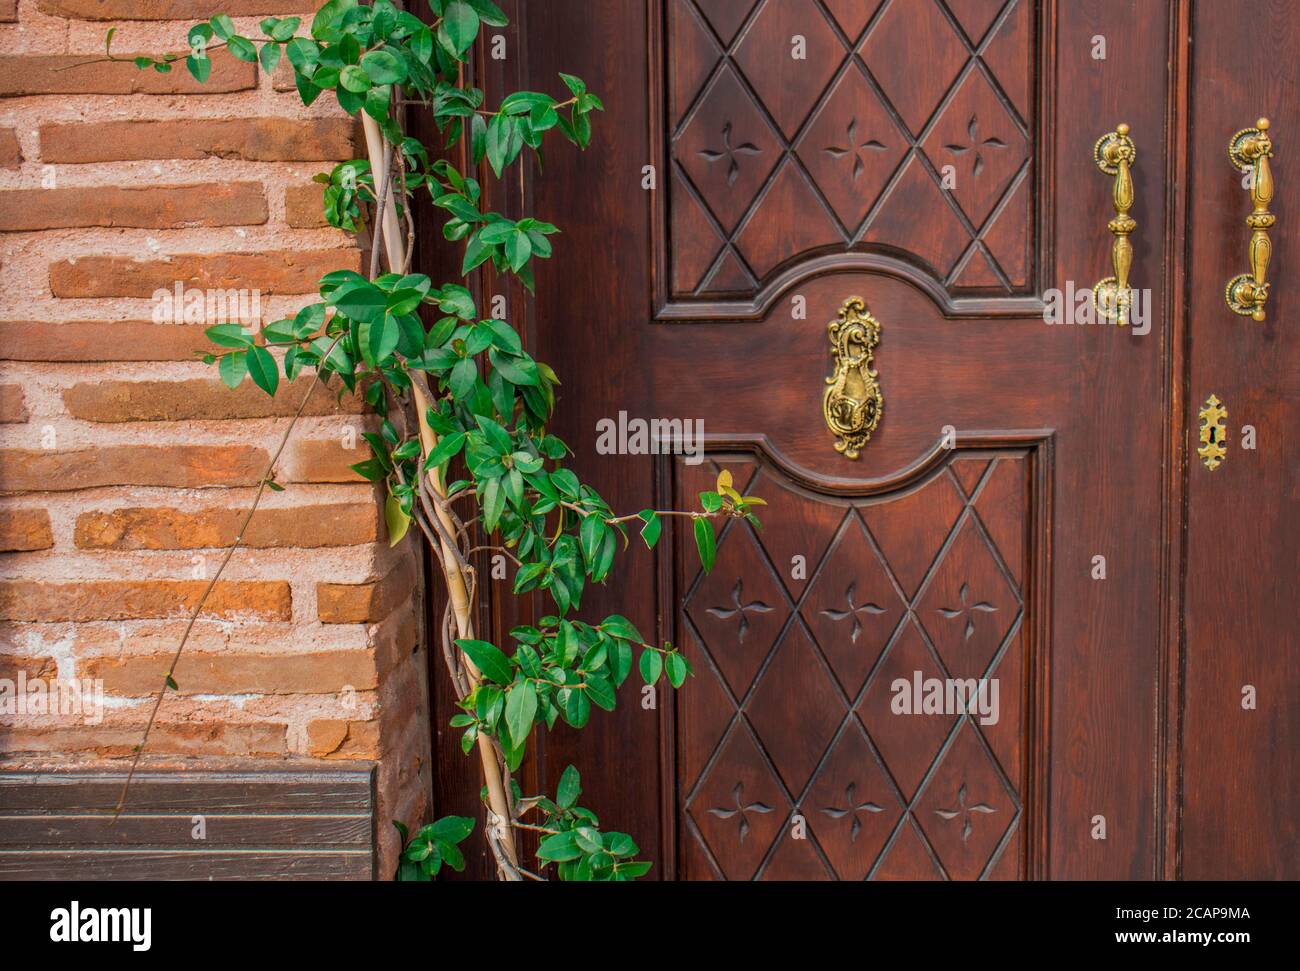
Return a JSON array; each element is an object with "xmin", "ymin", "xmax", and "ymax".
[{"xmin": 114, "ymin": 336, "xmax": 343, "ymax": 818}]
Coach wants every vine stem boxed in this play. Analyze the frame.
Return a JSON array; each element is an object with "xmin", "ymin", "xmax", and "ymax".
[
  {"xmin": 114, "ymin": 334, "xmax": 342, "ymax": 818},
  {"xmin": 360, "ymin": 110, "xmax": 521, "ymax": 878}
]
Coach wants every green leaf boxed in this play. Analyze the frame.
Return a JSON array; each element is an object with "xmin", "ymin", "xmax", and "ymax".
[
  {"xmin": 601, "ymin": 614, "xmax": 643, "ymax": 643},
  {"xmin": 449, "ymin": 356, "xmax": 477, "ymax": 398},
  {"xmin": 639, "ymin": 649, "xmax": 662, "ymax": 686},
  {"xmin": 693, "ymin": 517, "xmax": 716, "ymax": 573},
  {"xmin": 339, "ymin": 64, "xmax": 370, "ymax": 93},
  {"xmin": 441, "ymin": 0, "xmax": 480, "ymax": 54},
  {"xmin": 246, "ymin": 344, "xmax": 279, "ymax": 396},
  {"xmin": 558, "ymin": 72, "xmax": 586, "ymax": 96},
  {"xmin": 665, "ymin": 652, "xmax": 689, "ymax": 689},
  {"xmin": 206, "ymin": 323, "xmax": 252, "ymax": 348},
  {"xmin": 563, "ymin": 687, "xmax": 590, "ymax": 728},
  {"xmin": 164, "ymin": 674, "xmax": 178, "ymax": 691},
  {"xmin": 360, "ymin": 314, "xmax": 400, "ymax": 366},
  {"xmin": 537, "ymin": 832, "xmax": 582, "ymax": 862},
  {"xmin": 579, "ymin": 514, "xmax": 607, "ymax": 567},
  {"xmin": 227, "ymin": 35, "xmax": 258, "ymax": 63},
  {"xmin": 385, "ymin": 493, "xmax": 411, "ymax": 547},
  {"xmin": 361, "ymin": 48, "xmax": 406, "ymax": 84},
  {"xmin": 584, "ymin": 674, "xmax": 615, "ymax": 711},
  {"xmin": 218, "ymin": 351, "xmax": 248, "ymax": 388},
  {"xmin": 423, "ymin": 430, "xmax": 467, "ymax": 472},
  {"xmin": 186, "ymin": 54, "xmax": 211, "ymax": 83},
  {"xmin": 427, "ymin": 815, "xmax": 474, "ymax": 844},
  {"xmin": 456, "ymin": 639, "xmax": 513, "ymax": 685},
  {"xmin": 504, "ymin": 681, "xmax": 537, "ymax": 747},
  {"xmin": 258, "ymin": 41, "xmax": 281, "ymax": 74},
  {"xmin": 557, "ymin": 764, "xmax": 581, "ymax": 809},
  {"xmin": 637, "ymin": 510, "xmax": 661, "ymax": 549}
]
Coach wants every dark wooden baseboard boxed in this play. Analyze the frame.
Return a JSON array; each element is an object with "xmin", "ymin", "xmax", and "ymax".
[{"xmin": 0, "ymin": 763, "xmax": 376, "ymax": 880}]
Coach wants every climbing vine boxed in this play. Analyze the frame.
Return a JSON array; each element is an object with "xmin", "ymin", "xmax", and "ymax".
[{"xmin": 112, "ymin": 0, "xmax": 762, "ymax": 881}]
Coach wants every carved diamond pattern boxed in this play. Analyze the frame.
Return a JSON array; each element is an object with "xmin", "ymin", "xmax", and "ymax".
[
  {"xmin": 922, "ymin": 69, "xmax": 1028, "ymax": 228},
  {"xmin": 800, "ymin": 513, "xmax": 904, "ymax": 695},
  {"xmin": 670, "ymin": 0, "xmax": 1035, "ymax": 298},
  {"xmin": 804, "ymin": 724, "xmax": 903, "ymax": 879},
  {"xmin": 917, "ymin": 517, "xmax": 1019, "ymax": 680},
  {"xmin": 684, "ymin": 524, "xmax": 789, "ymax": 698},
  {"xmin": 677, "ymin": 453, "xmax": 1031, "ymax": 880},
  {"xmin": 914, "ymin": 722, "xmax": 1016, "ymax": 879},
  {"xmin": 675, "ymin": 66, "xmax": 782, "ymax": 233},
  {"xmin": 687, "ymin": 728, "xmax": 790, "ymax": 880},
  {"xmin": 795, "ymin": 69, "xmax": 908, "ymax": 231}
]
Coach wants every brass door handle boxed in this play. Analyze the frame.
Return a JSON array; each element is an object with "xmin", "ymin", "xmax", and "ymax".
[
  {"xmin": 1092, "ymin": 123, "xmax": 1137, "ymax": 324},
  {"xmin": 1226, "ymin": 118, "xmax": 1276, "ymax": 321}
]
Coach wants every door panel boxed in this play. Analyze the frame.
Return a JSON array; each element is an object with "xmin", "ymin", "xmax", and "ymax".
[
  {"xmin": 673, "ymin": 445, "xmax": 1046, "ymax": 879},
  {"xmin": 1181, "ymin": 0, "xmax": 1299, "ymax": 879},
  {"xmin": 509, "ymin": 0, "xmax": 1183, "ymax": 880}
]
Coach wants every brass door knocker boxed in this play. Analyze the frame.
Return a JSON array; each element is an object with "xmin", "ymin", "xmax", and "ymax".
[{"xmin": 823, "ymin": 297, "xmax": 883, "ymax": 459}]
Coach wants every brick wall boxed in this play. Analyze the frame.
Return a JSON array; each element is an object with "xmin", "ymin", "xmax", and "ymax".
[{"xmin": 0, "ymin": 0, "xmax": 430, "ymax": 875}]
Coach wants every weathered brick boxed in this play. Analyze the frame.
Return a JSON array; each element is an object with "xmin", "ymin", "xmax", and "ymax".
[
  {"xmin": 75, "ymin": 502, "xmax": 380, "ymax": 550},
  {"xmin": 0, "ymin": 0, "xmax": 15, "ymax": 23},
  {"xmin": 0, "ymin": 655, "xmax": 56, "ymax": 680},
  {"xmin": 64, "ymin": 374, "xmax": 363, "ymax": 422},
  {"xmin": 0, "ymin": 321, "xmax": 213, "ymax": 362},
  {"xmin": 0, "ymin": 183, "xmax": 267, "ymax": 233},
  {"xmin": 49, "ymin": 248, "xmax": 360, "ymax": 298},
  {"xmin": 41, "ymin": 118, "xmax": 356, "ymax": 164},
  {"xmin": 0, "ymin": 54, "xmax": 255, "ymax": 96},
  {"xmin": 317, "ymin": 559, "xmax": 414, "ymax": 624},
  {"xmin": 0, "ymin": 385, "xmax": 27, "ymax": 423},
  {"xmin": 307, "ymin": 718, "xmax": 381, "ymax": 758},
  {"xmin": 0, "ymin": 445, "xmax": 269, "ymax": 491},
  {"xmin": 82, "ymin": 650, "xmax": 375, "ymax": 695},
  {"xmin": 3, "ymin": 724, "xmax": 287, "ymax": 757},
  {"xmin": 285, "ymin": 182, "xmax": 329, "ymax": 228},
  {"xmin": 37, "ymin": 0, "xmax": 315, "ymax": 19},
  {"xmin": 0, "ymin": 579, "xmax": 292, "ymax": 622},
  {"xmin": 0, "ymin": 509, "xmax": 54, "ymax": 551},
  {"xmin": 0, "ymin": 128, "xmax": 21, "ymax": 170},
  {"xmin": 285, "ymin": 437, "xmax": 369, "ymax": 483}
]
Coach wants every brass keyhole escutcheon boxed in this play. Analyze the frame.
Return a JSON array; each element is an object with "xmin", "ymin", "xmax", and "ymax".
[
  {"xmin": 823, "ymin": 297, "xmax": 883, "ymax": 459},
  {"xmin": 1198, "ymin": 395, "xmax": 1228, "ymax": 470}
]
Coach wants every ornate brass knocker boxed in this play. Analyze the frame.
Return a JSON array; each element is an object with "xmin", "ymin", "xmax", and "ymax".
[{"xmin": 823, "ymin": 297, "xmax": 883, "ymax": 459}]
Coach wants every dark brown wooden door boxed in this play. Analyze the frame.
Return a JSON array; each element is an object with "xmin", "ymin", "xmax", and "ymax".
[{"xmin": 454, "ymin": 0, "xmax": 1297, "ymax": 880}]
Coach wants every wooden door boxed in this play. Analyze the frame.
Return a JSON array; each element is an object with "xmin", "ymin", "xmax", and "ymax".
[
  {"xmin": 1179, "ymin": 0, "xmax": 1298, "ymax": 879},
  {"xmin": 455, "ymin": 0, "xmax": 1295, "ymax": 880}
]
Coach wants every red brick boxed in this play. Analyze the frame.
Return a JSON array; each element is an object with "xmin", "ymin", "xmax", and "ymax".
[
  {"xmin": 0, "ymin": 579, "xmax": 292, "ymax": 622},
  {"xmin": 0, "ymin": 129, "xmax": 21, "ymax": 170},
  {"xmin": 317, "ymin": 559, "xmax": 415, "ymax": 624},
  {"xmin": 285, "ymin": 437, "xmax": 370, "ymax": 483},
  {"xmin": 49, "ymin": 248, "xmax": 360, "ymax": 298},
  {"xmin": 37, "ymin": 0, "xmax": 315, "ymax": 19},
  {"xmin": 3, "ymin": 723, "xmax": 287, "ymax": 757},
  {"xmin": 41, "ymin": 118, "xmax": 357, "ymax": 164},
  {"xmin": 0, "ymin": 54, "xmax": 255, "ymax": 96},
  {"xmin": 0, "ymin": 385, "xmax": 27, "ymax": 423},
  {"xmin": 0, "ymin": 445, "xmax": 269, "ymax": 491},
  {"xmin": 0, "ymin": 321, "xmax": 213, "ymax": 362},
  {"xmin": 64, "ymin": 374, "xmax": 363, "ymax": 422},
  {"xmin": 0, "ymin": 183, "xmax": 267, "ymax": 232},
  {"xmin": 307, "ymin": 718, "xmax": 380, "ymax": 758},
  {"xmin": 0, "ymin": 0, "xmax": 15, "ymax": 22},
  {"xmin": 82, "ymin": 650, "xmax": 375, "ymax": 695},
  {"xmin": 0, "ymin": 655, "xmax": 55, "ymax": 679},
  {"xmin": 75, "ymin": 502, "xmax": 380, "ymax": 550},
  {"xmin": 285, "ymin": 182, "xmax": 329, "ymax": 228},
  {"xmin": 0, "ymin": 509, "xmax": 53, "ymax": 551}
]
